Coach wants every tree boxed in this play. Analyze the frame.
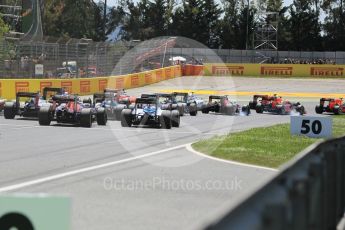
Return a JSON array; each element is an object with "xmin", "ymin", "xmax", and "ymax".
[
  {"xmin": 0, "ymin": 17, "xmax": 9, "ymax": 39},
  {"xmin": 283, "ymin": 0, "xmax": 322, "ymax": 51},
  {"xmin": 42, "ymin": 0, "xmax": 103, "ymax": 41},
  {"xmin": 171, "ymin": 0, "xmax": 221, "ymax": 47},
  {"xmin": 199, "ymin": 0, "xmax": 223, "ymax": 48},
  {"xmin": 322, "ymin": 0, "xmax": 345, "ymax": 50}
]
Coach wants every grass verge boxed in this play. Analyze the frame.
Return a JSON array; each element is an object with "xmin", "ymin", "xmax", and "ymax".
[{"xmin": 192, "ymin": 116, "xmax": 345, "ymax": 168}]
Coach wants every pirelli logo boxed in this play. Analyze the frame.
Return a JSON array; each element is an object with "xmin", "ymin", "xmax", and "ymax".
[
  {"xmin": 80, "ymin": 80, "xmax": 91, "ymax": 93},
  {"xmin": 165, "ymin": 69, "xmax": 172, "ymax": 79},
  {"xmin": 15, "ymin": 82, "xmax": 29, "ymax": 93},
  {"xmin": 212, "ymin": 66, "xmax": 244, "ymax": 75},
  {"xmin": 98, "ymin": 79, "xmax": 108, "ymax": 91},
  {"xmin": 0, "ymin": 82, "xmax": 2, "ymax": 96},
  {"xmin": 40, "ymin": 82, "xmax": 52, "ymax": 93},
  {"xmin": 261, "ymin": 66, "xmax": 293, "ymax": 76},
  {"xmin": 310, "ymin": 67, "xmax": 344, "ymax": 76},
  {"xmin": 156, "ymin": 70, "xmax": 163, "ymax": 81},
  {"xmin": 61, "ymin": 81, "xmax": 72, "ymax": 93},
  {"xmin": 175, "ymin": 65, "xmax": 181, "ymax": 74},
  {"xmin": 131, "ymin": 75, "xmax": 139, "ymax": 87},
  {"xmin": 145, "ymin": 73, "xmax": 152, "ymax": 84},
  {"xmin": 116, "ymin": 78, "xmax": 124, "ymax": 89}
]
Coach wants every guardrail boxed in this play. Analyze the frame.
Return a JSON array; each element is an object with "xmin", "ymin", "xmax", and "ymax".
[{"xmin": 205, "ymin": 136, "xmax": 345, "ymax": 230}]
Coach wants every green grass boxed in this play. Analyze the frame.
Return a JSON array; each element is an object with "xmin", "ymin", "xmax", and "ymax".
[{"xmin": 193, "ymin": 116, "xmax": 345, "ymax": 168}]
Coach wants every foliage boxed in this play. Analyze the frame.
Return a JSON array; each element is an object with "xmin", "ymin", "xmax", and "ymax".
[{"xmin": 2, "ymin": 0, "xmax": 344, "ymax": 50}]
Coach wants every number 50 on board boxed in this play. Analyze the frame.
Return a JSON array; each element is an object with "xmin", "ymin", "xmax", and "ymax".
[{"xmin": 290, "ymin": 116, "xmax": 333, "ymax": 138}]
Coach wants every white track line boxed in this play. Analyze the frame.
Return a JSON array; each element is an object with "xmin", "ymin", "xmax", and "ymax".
[
  {"xmin": 0, "ymin": 123, "xmax": 221, "ymax": 135},
  {"xmin": 0, "ymin": 144, "xmax": 187, "ymax": 193},
  {"xmin": 185, "ymin": 143, "xmax": 278, "ymax": 172}
]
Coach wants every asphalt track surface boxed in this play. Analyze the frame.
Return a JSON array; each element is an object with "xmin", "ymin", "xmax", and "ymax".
[{"xmin": 0, "ymin": 76, "xmax": 344, "ymax": 230}]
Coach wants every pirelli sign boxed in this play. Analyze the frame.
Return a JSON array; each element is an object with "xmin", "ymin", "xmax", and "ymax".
[
  {"xmin": 212, "ymin": 66, "xmax": 244, "ymax": 76},
  {"xmin": 310, "ymin": 67, "xmax": 344, "ymax": 77},
  {"xmin": 261, "ymin": 66, "xmax": 293, "ymax": 76}
]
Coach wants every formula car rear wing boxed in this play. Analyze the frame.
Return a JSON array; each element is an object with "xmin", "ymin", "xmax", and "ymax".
[
  {"xmin": 16, "ymin": 92, "xmax": 39, "ymax": 98},
  {"xmin": 209, "ymin": 95, "xmax": 226, "ymax": 100},
  {"xmin": 52, "ymin": 95, "xmax": 76, "ymax": 103},
  {"xmin": 104, "ymin": 88, "xmax": 121, "ymax": 93},
  {"xmin": 42, "ymin": 87, "xmax": 64, "ymax": 100},
  {"xmin": 156, "ymin": 93, "xmax": 174, "ymax": 98},
  {"xmin": 136, "ymin": 97, "xmax": 157, "ymax": 105},
  {"xmin": 173, "ymin": 92, "xmax": 188, "ymax": 96},
  {"xmin": 252, "ymin": 94, "xmax": 276, "ymax": 102},
  {"xmin": 320, "ymin": 98, "xmax": 339, "ymax": 102},
  {"xmin": 141, "ymin": 94, "xmax": 157, "ymax": 99}
]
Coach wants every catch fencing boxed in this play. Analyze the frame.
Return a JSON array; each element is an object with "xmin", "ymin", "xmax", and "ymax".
[
  {"xmin": 1, "ymin": 37, "xmax": 345, "ymax": 79},
  {"xmin": 168, "ymin": 48, "xmax": 345, "ymax": 65},
  {"xmin": 205, "ymin": 136, "xmax": 345, "ymax": 230}
]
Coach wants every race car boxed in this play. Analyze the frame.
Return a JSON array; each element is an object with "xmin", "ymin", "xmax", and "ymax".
[
  {"xmin": 4, "ymin": 88, "xmax": 65, "ymax": 119},
  {"xmin": 315, "ymin": 98, "xmax": 345, "ymax": 115},
  {"xmin": 186, "ymin": 92, "xmax": 205, "ymax": 111},
  {"xmin": 141, "ymin": 93, "xmax": 179, "ymax": 111},
  {"xmin": 172, "ymin": 92, "xmax": 198, "ymax": 116},
  {"xmin": 38, "ymin": 94, "xmax": 107, "ymax": 127},
  {"xmin": 93, "ymin": 88, "xmax": 136, "ymax": 120},
  {"xmin": 120, "ymin": 96, "xmax": 180, "ymax": 129},
  {"xmin": 251, "ymin": 94, "xmax": 306, "ymax": 115},
  {"xmin": 201, "ymin": 95, "xmax": 250, "ymax": 116},
  {"xmin": 249, "ymin": 94, "xmax": 274, "ymax": 110}
]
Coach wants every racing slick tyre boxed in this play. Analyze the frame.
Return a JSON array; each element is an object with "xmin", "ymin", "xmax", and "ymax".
[
  {"xmin": 80, "ymin": 109, "xmax": 93, "ymax": 128},
  {"xmin": 171, "ymin": 104, "xmax": 178, "ymax": 110},
  {"xmin": 38, "ymin": 107, "xmax": 52, "ymax": 126},
  {"xmin": 160, "ymin": 110, "xmax": 172, "ymax": 129},
  {"xmin": 224, "ymin": 105, "xmax": 236, "ymax": 115},
  {"xmin": 255, "ymin": 105, "xmax": 264, "ymax": 114},
  {"xmin": 278, "ymin": 106, "xmax": 286, "ymax": 115},
  {"xmin": 248, "ymin": 101, "xmax": 256, "ymax": 110},
  {"xmin": 315, "ymin": 105, "xmax": 323, "ymax": 114},
  {"xmin": 201, "ymin": 105, "xmax": 209, "ymax": 114},
  {"xmin": 177, "ymin": 103, "xmax": 184, "ymax": 116},
  {"xmin": 189, "ymin": 103, "xmax": 198, "ymax": 116},
  {"xmin": 297, "ymin": 105, "xmax": 306, "ymax": 115},
  {"xmin": 214, "ymin": 105, "xmax": 220, "ymax": 113},
  {"xmin": 334, "ymin": 105, "xmax": 341, "ymax": 115},
  {"xmin": 171, "ymin": 110, "xmax": 180, "ymax": 127},
  {"xmin": 241, "ymin": 105, "xmax": 251, "ymax": 116},
  {"xmin": 96, "ymin": 108, "xmax": 107, "ymax": 125},
  {"xmin": 120, "ymin": 109, "xmax": 133, "ymax": 127},
  {"xmin": 4, "ymin": 102, "xmax": 16, "ymax": 119},
  {"xmin": 115, "ymin": 104, "xmax": 126, "ymax": 121}
]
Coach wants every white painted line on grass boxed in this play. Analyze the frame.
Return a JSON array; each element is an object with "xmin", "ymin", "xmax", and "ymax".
[
  {"xmin": 0, "ymin": 144, "xmax": 187, "ymax": 193},
  {"xmin": 185, "ymin": 143, "xmax": 278, "ymax": 172}
]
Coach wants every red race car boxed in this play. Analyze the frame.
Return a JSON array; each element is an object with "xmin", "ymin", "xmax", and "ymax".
[
  {"xmin": 315, "ymin": 98, "xmax": 345, "ymax": 115},
  {"xmin": 38, "ymin": 95, "xmax": 107, "ymax": 127},
  {"xmin": 250, "ymin": 94, "xmax": 306, "ymax": 115}
]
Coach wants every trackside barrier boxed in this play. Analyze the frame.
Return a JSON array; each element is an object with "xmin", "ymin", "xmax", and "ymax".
[
  {"xmin": 205, "ymin": 136, "xmax": 345, "ymax": 230},
  {"xmin": 0, "ymin": 65, "xmax": 182, "ymax": 100},
  {"xmin": 204, "ymin": 63, "xmax": 345, "ymax": 77},
  {"xmin": 182, "ymin": 64, "xmax": 204, "ymax": 76}
]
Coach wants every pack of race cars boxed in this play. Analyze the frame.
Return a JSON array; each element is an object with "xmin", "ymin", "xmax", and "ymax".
[{"xmin": 1, "ymin": 87, "xmax": 344, "ymax": 129}]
